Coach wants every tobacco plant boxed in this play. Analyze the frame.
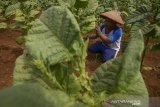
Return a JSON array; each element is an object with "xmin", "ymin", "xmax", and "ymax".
[
  {"xmin": 0, "ymin": 0, "xmax": 12, "ymax": 29},
  {"xmin": 13, "ymin": 6, "xmax": 104, "ymax": 107},
  {"xmin": 0, "ymin": 0, "xmax": 12, "ymax": 17},
  {"xmin": 126, "ymin": 0, "xmax": 160, "ymax": 71},
  {"xmin": 5, "ymin": 0, "xmax": 40, "ymax": 33}
]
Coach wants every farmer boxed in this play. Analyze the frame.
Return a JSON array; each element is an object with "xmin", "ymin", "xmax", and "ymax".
[{"xmin": 87, "ymin": 10, "xmax": 124, "ymax": 62}]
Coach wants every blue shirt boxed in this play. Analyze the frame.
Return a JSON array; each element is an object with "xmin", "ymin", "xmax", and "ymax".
[{"xmin": 100, "ymin": 24, "xmax": 123, "ymax": 51}]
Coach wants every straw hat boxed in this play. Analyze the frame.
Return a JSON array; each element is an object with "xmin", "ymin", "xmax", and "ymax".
[{"xmin": 100, "ymin": 10, "xmax": 124, "ymax": 26}]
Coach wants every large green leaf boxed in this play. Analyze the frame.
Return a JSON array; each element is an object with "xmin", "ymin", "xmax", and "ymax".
[
  {"xmin": 14, "ymin": 55, "xmax": 82, "ymax": 95},
  {"xmin": 0, "ymin": 83, "xmax": 89, "ymax": 107},
  {"xmin": 141, "ymin": 24, "xmax": 156, "ymax": 35},
  {"xmin": 74, "ymin": 0, "xmax": 89, "ymax": 9},
  {"xmin": 92, "ymin": 58, "xmax": 121, "ymax": 93},
  {"xmin": 77, "ymin": 0, "xmax": 98, "ymax": 34},
  {"xmin": 80, "ymin": 16, "xmax": 96, "ymax": 34},
  {"xmin": 83, "ymin": 0, "xmax": 98, "ymax": 13},
  {"xmin": 58, "ymin": 0, "xmax": 76, "ymax": 8},
  {"xmin": 152, "ymin": 25, "xmax": 160, "ymax": 39},
  {"xmin": 56, "ymin": 0, "xmax": 98, "ymax": 34},
  {"xmin": 92, "ymin": 30, "xmax": 148, "ymax": 107},
  {"xmin": 0, "ymin": 22, "xmax": 7, "ymax": 29},
  {"xmin": 130, "ymin": 21, "xmax": 145, "ymax": 35},
  {"xmin": 26, "ymin": 6, "xmax": 83, "ymax": 65},
  {"xmin": 143, "ymin": 24, "xmax": 160, "ymax": 39},
  {"xmin": 23, "ymin": 1, "xmax": 38, "ymax": 10},
  {"xmin": 14, "ymin": 55, "xmax": 54, "ymax": 90},
  {"xmin": 14, "ymin": 6, "xmax": 85, "ymax": 95},
  {"xmin": 5, "ymin": 2, "xmax": 20, "ymax": 17},
  {"xmin": 129, "ymin": 21, "xmax": 158, "ymax": 38},
  {"xmin": 29, "ymin": 10, "xmax": 40, "ymax": 18},
  {"xmin": 156, "ymin": 13, "xmax": 160, "ymax": 20},
  {"xmin": 13, "ymin": 5, "xmax": 83, "ymax": 80},
  {"xmin": 126, "ymin": 6, "xmax": 152, "ymax": 24}
]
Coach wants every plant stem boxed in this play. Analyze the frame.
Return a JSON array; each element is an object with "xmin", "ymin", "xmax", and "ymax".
[{"xmin": 140, "ymin": 36, "xmax": 150, "ymax": 72}]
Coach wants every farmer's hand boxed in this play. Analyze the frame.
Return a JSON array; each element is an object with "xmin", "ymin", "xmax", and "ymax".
[
  {"xmin": 96, "ymin": 26, "xmax": 101, "ymax": 36},
  {"xmin": 83, "ymin": 35, "xmax": 89, "ymax": 40},
  {"xmin": 84, "ymin": 34, "xmax": 98, "ymax": 40}
]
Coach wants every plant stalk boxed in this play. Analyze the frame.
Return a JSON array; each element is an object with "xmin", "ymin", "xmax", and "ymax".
[{"xmin": 140, "ymin": 36, "xmax": 150, "ymax": 72}]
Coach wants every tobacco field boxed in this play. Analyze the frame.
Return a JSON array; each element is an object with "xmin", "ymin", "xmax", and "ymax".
[{"xmin": 0, "ymin": 0, "xmax": 160, "ymax": 107}]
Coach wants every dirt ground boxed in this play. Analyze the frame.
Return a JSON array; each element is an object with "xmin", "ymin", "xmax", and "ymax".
[
  {"xmin": 142, "ymin": 51, "xmax": 160, "ymax": 97},
  {"xmin": 0, "ymin": 29, "xmax": 23, "ymax": 89},
  {"xmin": 0, "ymin": 29, "xmax": 160, "ymax": 99}
]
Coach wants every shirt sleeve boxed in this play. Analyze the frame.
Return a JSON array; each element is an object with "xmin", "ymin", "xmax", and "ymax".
[
  {"xmin": 100, "ymin": 23, "xmax": 106, "ymax": 31},
  {"xmin": 108, "ymin": 28, "xmax": 122, "ymax": 43}
]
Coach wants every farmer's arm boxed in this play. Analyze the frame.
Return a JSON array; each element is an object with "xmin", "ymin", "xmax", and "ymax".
[
  {"xmin": 96, "ymin": 26, "xmax": 111, "ymax": 44},
  {"xmin": 96, "ymin": 26, "xmax": 122, "ymax": 45},
  {"xmin": 84, "ymin": 33, "xmax": 98, "ymax": 40},
  {"xmin": 98, "ymin": 33, "xmax": 111, "ymax": 44},
  {"xmin": 84, "ymin": 24, "xmax": 104, "ymax": 39}
]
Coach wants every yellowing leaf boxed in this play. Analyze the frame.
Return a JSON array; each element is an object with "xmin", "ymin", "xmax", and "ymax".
[
  {"xmin": 0, "ymin": 22, "xmax": 7, "ymax": 29},
  {"xmin": 15, "ymin": 9, "xmax": 23, "ymax": 17},
  {"xmin": 5, "ymin": 2, "xmax": 20, "ymax": 17},
  {"xmin": 29, "ymin": 10, "xmax": 40, "ymax": 18},
  {"xmin": 14, "ymin": 16, "xmax": 25, "ymax": 22}
]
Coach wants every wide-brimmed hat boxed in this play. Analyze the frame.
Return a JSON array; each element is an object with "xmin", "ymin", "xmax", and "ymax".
[{"xmin": 100, "ymin": 10, "xmax": 124, "ymax": 27}]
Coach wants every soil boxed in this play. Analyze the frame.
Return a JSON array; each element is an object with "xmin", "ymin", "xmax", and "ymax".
[
  {"xmin": 0, "ymin": 29, "xmax": 23, "ymax": 89},
  {"xmin": 142, "ymin": 51, "xmax": 160, "ymax": 97},
  {"xmin": 0, "ymin": 28, "xmax": 160, "ymax": 99}
]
